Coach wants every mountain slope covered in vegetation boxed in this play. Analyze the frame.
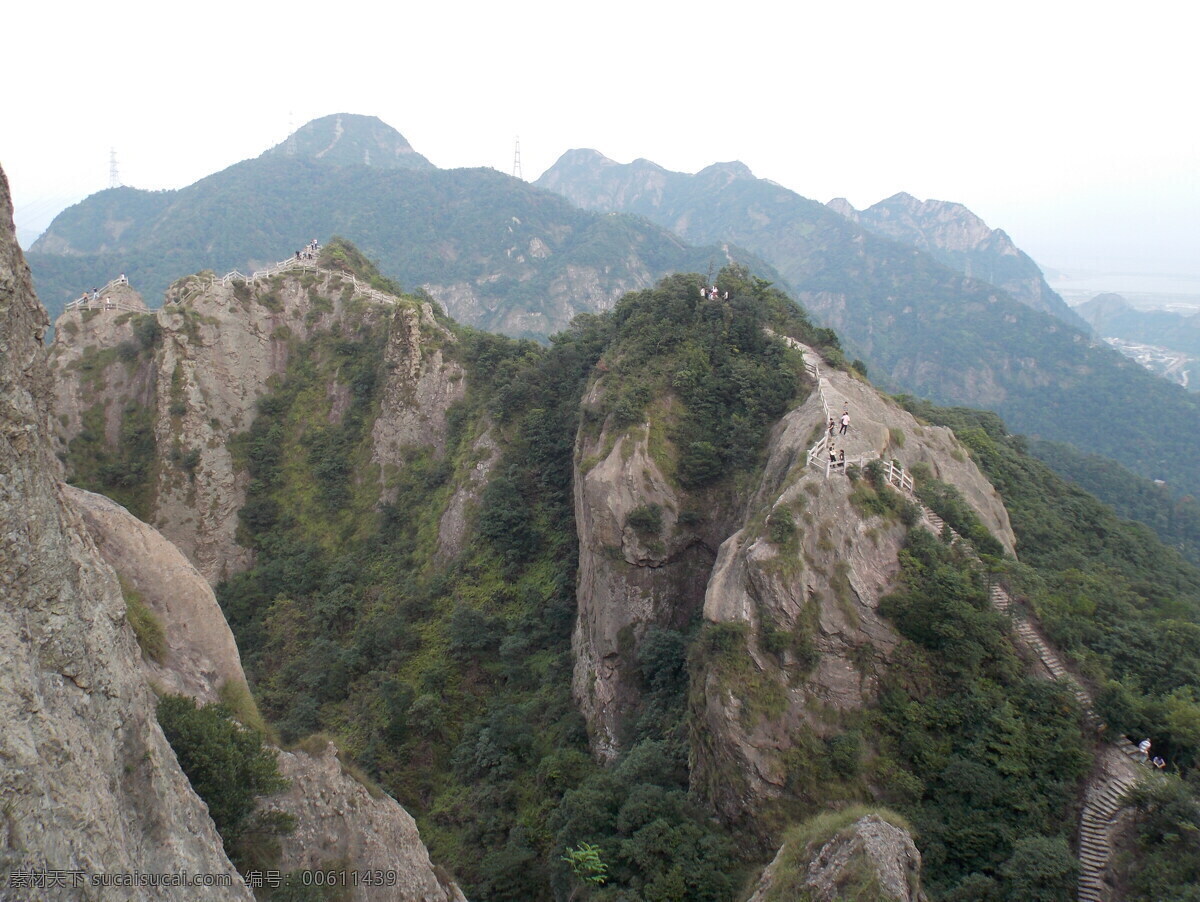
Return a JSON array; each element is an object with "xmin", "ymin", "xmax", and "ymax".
[
  {"xmin": 536, "ymin": 149, "xmax": 1200, "ymax": 505},
  {"xmin": 50, "ymin": 240, "xmax": 1200, "ymax": 900},
  {"xmin": 26, "ymin": 116, "xmax": 777, "ymax": 339}
]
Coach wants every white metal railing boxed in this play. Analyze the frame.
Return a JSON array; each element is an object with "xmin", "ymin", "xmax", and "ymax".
[
  {"xmin": 807, "ymin": 433, "xmax": 914, "ymax": 493},
  {"xmin": 798, "ymin": 354, "xmax": 914, "ymax": 494},
  {"xmin": 63, "ymin": 296, "xmax": 144, "ymax": 315},
  {"xmin": 171, "ymin": 249, "xmax": 324, "ymax": 307},
  {"xmin": 806, "ymin": 433, "xmax": 829, "ymax": 468},
  {"xmin": 881, "ymin": 458, "xmax": 914, "ymax": 493},
  {"xmin": 65, "ymin": 275, "xmax": 137, "ymax": 313},
  {"xmin": 166, "ymin": 247, "xmax": 406, "ymax": 312}
]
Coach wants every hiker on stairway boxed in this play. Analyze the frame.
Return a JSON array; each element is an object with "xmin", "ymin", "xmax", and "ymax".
[{"xmin": 839, "ymin": 410, "xmax": 850, "ymax": 435}]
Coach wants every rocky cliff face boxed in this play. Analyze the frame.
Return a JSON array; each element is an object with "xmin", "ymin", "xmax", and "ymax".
[
  {"xmin": 65, "ymin": 484, "xmax": 247, "ymax": 704},
  {"xmin": 265, "ymin": 742, "xmax": 466, "ymax": 902},
  {"xmin": 569, "ymin": 327, "xmax": 1015, "ymax": 802},
  {"xmin": 571, "ymin": 384, "xmax": 730, "ymax": 760},
  {"xmin": 692, "ymin": 345, "xmax": 1013, "ymax": 825},
  {"xmin": 62, "ymin": 417, "xmax": 466, "ymax": 902},
  {"xmin": 51, "ymin": 268, "xmax": 464, "ymax": 584},
  {"xmin": 0, "ymin": 164, "xmax": 252, "ymax": 899}
]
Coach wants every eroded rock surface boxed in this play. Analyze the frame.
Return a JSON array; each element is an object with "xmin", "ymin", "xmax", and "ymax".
[
  {"xmin": 571, "ymin": 385, "xmax": 725, "ymax": 760},
  {"xmin": 0, "ymin": 163, "xmax": 251, "ymax": 899},
  {"xmin": 693, "ymin": 344, "xmax": 1014, "ymax": 823},
  {"xmin": 747, "ymin": 814, "xmax": 925, "ymax": 902},
  {"xmin": 51, "ymin": 270, "xmax": 463, "ymax": 584},
  {"xmin": 265, "ymin": 742, "xmax": 466, "ymax": 902},
  {"xmin": 63, "ymin": 483, "xmax": 465, "ymax": 900},
  {"xmin": 62, "ymin": 462, "xmax": 465, "ymax": 901},
  {"xmin": 64, "ymin": 484, "xmax": 246, "ymax": 704}
]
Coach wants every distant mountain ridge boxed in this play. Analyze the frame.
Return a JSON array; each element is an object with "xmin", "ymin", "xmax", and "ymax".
[
  {"xmin": 536, "ymin": 149, "xmax": 1200, "ymax": 499},
  {"xmin": 827, "ymin": 191, "xmax": 1089, "ymax": 330},
  {"xmin": 26, "ymin": 117, "xmax": 777, "ymax": 338}
]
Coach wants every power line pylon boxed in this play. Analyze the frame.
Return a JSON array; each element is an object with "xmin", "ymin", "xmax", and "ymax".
[
  {"xmin": 109, "ymin": 149, "xmax": 121, "ymax": 188},
  {"xmin": 512, "ymin": 136, "xmax": 523, "ymax": 180}
]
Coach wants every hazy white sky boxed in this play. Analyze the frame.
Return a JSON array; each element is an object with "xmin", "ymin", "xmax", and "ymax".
[{"xmin": 4, "ymin": 0, "xmax": 1196, "ymax": 277}]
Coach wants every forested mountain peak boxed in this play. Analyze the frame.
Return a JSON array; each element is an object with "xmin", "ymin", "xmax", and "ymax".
[
  {"xmin": 533, "ymin": 149, "xmax": 1200, "ymax": 512},
  {"xmin": 27, "ymin": 130, "xmax": 780, "ymax": 338},
  {"xmin": 851, "ymin": 191, "xmax": 1017, "ymax": 254},
  {"xmin": 695, "ymin": 160, "xmax": 757, "ymax": 182},
  {"xmin": 259, "ymin": 113, "xmax": 436, "ymax": 171},
  {"xmin": 829, "ymin": 190, "xmax": 1086, "ymax": 327}
]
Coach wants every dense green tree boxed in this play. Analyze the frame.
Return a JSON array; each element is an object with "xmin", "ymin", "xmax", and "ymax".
[{"xmin": 156, "ymin": 695, "xmax": 290, "ymax": 859}]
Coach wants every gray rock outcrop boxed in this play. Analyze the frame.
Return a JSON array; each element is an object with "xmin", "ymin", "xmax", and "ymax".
[
  {"xmin": 265, "ymin": 742, "xmax": 466, "ymax": 902},
  {"xmin": 692, "ymin": 343, "xmax": 1014, "ymax": 823},
  {"xmin": 827, "ymin": 192, "xmax": 1086, "ymax": 330},
  {"xmin": 747, "ymin": 813, "xmax": 925, "ymax": 902},
  {"xmin": 51, "ymin": 269, "xmax": 464, "ymax": 585},
  {"xmin": 1, "ymin": 164, "xmax": 252, "ymax": 898},
  {"xmin": 571, "ymin": 382, "xmax": 727, "ymax": 760},
  {"xmin": 64, "ymin": 484, "xmax": 246, "ymax": 704},
  {"xmin": 62, "ymin": 451, "xmax": 465, "ymax": 901}
]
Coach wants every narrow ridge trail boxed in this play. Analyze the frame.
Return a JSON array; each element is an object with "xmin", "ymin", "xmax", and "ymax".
[{"xmin": 788, "ymin": 337, "xmax": 1153, "ymax": 902}]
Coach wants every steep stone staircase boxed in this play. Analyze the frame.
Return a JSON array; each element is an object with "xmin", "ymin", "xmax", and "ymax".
[
  {"xmin": 988, "ymin": 578, "xmax": 1151, "ymax": 901},
  {"xmin": 787, "ymin": 338, "xmax": 1152, "ymax": 902}
]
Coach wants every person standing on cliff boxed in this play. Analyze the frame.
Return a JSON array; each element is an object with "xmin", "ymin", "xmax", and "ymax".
[{"xmin": 839, "ymin": 411, "xmax": 850, "ymax": 435}]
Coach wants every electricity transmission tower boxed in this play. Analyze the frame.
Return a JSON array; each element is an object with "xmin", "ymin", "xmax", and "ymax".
[
  {"xmin": 512, "ymin": 136, "xmax": 523, "ymax": 180},
  {"xmin": 109, "ymin": 149, "xmax": 121, "ymax": 188}
]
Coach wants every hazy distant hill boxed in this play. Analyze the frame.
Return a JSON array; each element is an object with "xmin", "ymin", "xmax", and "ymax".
[
  {"xmin": 1077, "ymin": 292, "xmax": 1200, "ymax": 357},
  {"xmin": 537, "ymin": 149, "xmax": 1200, "ymax": 499},
  {"xmin": 260, "ymin": 113, "xmax": 436, "ymax": 171},
  {"xmin": 26, "ymin": 115, "xmax": 774, "ymax": 337},
  {"xmin": 828, "ymin": 191, "xmax": 1088, "ymax": 330}
]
